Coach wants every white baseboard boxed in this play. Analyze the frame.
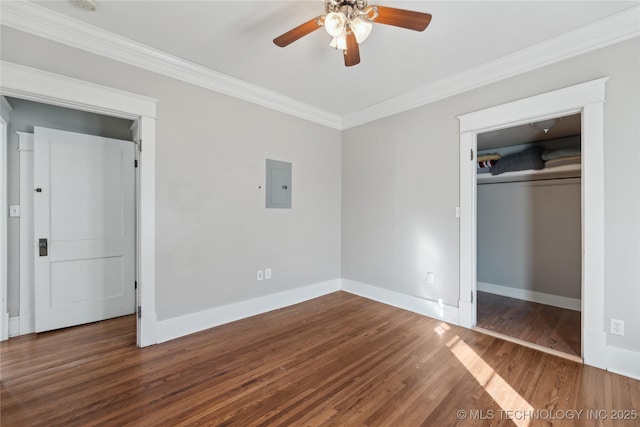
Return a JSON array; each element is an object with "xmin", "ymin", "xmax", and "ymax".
[
  {"xmin": 156, "ymin": 279, "xmax": 341, "ymax": 343},
  {"xmin": 607, "ymin": 345, "xmax": 640, "ymax": 380},
  {"xmin": 341, "ymin": 279, "xmax": 459, "ymax": 325},
  {"xmin": 9, "ymin": 316, "xmax": 20, "ymax": 337},
  {"xmin": 477, "ymin": 281, "xmax": 581, "ymax": 311}
]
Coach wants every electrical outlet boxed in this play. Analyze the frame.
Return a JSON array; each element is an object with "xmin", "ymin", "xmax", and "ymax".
[
  {"xmin": 426, "ymin": 272, "xmax": 435, "ymax": 284},
  {"xmin": 257, "ymin": 270, "xmax": 263, "ymax": 281},
  {"xmin": 610, "ymin": 318, "xmax": 624, "ymax": 336},
  {"xmin": 265, "ymin": 268, "xmax": 272, "ymax": 279}
]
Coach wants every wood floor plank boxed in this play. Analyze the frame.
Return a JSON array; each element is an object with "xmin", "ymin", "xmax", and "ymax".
[{"xmin": 2, "ymin": 291, "xmax": 638, "ymax": 426}]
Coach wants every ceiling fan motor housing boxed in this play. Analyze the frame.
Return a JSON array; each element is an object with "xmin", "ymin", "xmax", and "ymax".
[{"xmin": 325, "ymin": 0, "xmax": 374, "ymax": 21}]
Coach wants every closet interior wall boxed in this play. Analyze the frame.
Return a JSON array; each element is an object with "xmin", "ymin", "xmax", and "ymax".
[{"xmin": 476, "ymin": 134, "xmax": 582, "ymax": 309}]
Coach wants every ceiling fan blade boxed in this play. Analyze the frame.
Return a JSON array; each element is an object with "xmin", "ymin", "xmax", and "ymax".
[
  {"xmin": 343, "ymin": 32, "xmax": 360, "ymax": 67},
  {"xmin": 273, "ymin": 16, "xmax": 324, "ymax": 47},
  {"xmin": 373, "ymin": 6, "xmax": 432, "ymax": 32}
]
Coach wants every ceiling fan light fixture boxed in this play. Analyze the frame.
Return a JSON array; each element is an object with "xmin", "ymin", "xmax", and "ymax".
[
  {"xmin": 351, "ymin": 17, "xmax": 372, "ymax": 43},
  {"xmin": 274, "ymin": 0, "xmax": 432, "ymax": 67},
  {"xmin": 329, "ymin": 33, "xmax": 348, "ymax": 50},
  {"xmin": 325, "ymin": 12, "xmax": 347, "ymax": 37}
]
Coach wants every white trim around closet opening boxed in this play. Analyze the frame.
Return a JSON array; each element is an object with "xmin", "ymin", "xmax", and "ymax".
[
  {"xmin": 457, "ymin": 77, "xmax": 608, "ymax": 369},
  {"xmin": 0, "ymin": 98, "xmax": 10, "ymax": 341},
  {"xmin": 0, "ymin": 61, "xmax": 159, "ymax": 347}
]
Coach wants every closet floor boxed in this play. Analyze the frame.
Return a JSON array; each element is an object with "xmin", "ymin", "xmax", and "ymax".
[{"xmin": 476, "ymin": 291, "xmax": 581, "ymax": 357}]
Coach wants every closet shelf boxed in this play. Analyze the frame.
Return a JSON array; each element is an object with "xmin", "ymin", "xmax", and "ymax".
[{"xmin": 477, "ymin": 163, "xmax": 581, "ymax": 184}]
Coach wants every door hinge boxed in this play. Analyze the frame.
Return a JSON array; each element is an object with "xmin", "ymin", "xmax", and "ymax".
[
  {"xmin": 138, "ymin": 139, "xmax": 142, "ymax": 152},
  {"xmin": 470, "ymin": 148, "xmax": 474, "ymax": 161},
  {"xmin": 134, "ymin": 280, "xmax": 137, "ymax": 290},
  {"xmin": 471, "ymin": 291, "xmax": 474, "ymax": 303},
  {"xmin": 134, "ymin": 159, "xmax": 138, "ymax": 168},
  {"xmin": 137, "ymin": 305, "xmax": 142, "ymax": 319}
]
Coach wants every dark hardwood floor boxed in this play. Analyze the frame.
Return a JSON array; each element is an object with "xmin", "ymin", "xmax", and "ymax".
[
  {"xmin": 2, "ymin": 292, "xmax": 638, "ymax": 426},
  {"xmin": 476, "ymin": 291, "xmax": 581, "ymax": 357}
]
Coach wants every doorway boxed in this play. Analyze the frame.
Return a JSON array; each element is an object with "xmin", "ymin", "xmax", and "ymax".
[
  {"xmin": 7, "ymin": 98, "xmax": 137, "ymax": 334},
  {"xmin": 458, "ymin": 78, "xmax": 608, "ymax": 369},
  {"xmin": 474, "ymin": 114, "xmax": 582, "ymax": 358},
  {"xmin": 0, "ymin": 62, "xmax": 158, "ymax": 347}
]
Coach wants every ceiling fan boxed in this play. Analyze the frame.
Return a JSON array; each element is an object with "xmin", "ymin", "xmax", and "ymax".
[{"xmin": 273, "ymin": 0, "xmax": 432, "ymax": 67}]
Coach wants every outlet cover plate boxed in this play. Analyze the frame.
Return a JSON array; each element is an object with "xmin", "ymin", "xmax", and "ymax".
[{"xmin": 610, "ymin": 318, "xmax": 624, "ymax": 336}]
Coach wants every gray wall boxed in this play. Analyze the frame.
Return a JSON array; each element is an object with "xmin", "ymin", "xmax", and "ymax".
[
  {"xmin": 1, "ymin": 27, "xmax": 342, "ymax": 322},
  {"xmin": 6, "ymin": 97, "xmax": 134, "ymax": 316},
  {"xmin": 477, "ymin": 179, "xmax": 581, "ymax": 299},
  {"xmin": 343, "ymin": 37, "xmax": 640, "ymax": 352}
]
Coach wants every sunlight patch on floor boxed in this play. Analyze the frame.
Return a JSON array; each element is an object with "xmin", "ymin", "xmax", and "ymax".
[
  {"xmin": 434, "ymin": 322, "xmax": 450, "ymax": 336},
  {"xmin": 447, "ymin": 336, "xmax": 534, "ymax": 427}
]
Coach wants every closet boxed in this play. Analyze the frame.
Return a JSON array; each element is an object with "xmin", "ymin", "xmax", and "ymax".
[{"xmin": 475, "ymin": 113, "xmax": 582, "ymax": 358}]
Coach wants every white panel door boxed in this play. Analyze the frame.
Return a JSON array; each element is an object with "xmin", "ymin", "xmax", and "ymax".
[{"xmin": 34, "ymin": 127, "xmax": 135, "ymax": 332}]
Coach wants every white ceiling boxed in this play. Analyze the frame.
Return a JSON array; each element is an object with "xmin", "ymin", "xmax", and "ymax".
[
  {"xmin": 26, "ymin": 0, "xmax": 637, "ymax": 118},
  {"xmin": 478, "ymin": 113, "xmax": 581, "ymax": 150}
]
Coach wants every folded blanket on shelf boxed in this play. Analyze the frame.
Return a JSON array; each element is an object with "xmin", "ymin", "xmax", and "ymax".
[
  {"xmin": 544, "ymin": 155, "xmax": 581, "ymax": 168},
  {"xmin": 542, "ymin": 146, "xmax": 581, "ymax": 161},
  {"xmin": 490, "ymin": 146, "xmax": 544, "ymax": 175}
]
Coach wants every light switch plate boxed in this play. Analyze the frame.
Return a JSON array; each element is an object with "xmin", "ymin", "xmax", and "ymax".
[{"xmin": 9, "ymin": 205, "xmax": 20, "ymax": 217}]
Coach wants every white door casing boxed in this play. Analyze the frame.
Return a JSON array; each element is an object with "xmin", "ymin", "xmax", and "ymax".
[
  {"xmin": 0, "ymin": 98, "xmax": 9, "ymax": 341},
  {"xmin": 17, "ymin": 132, "xmax": 35, "ymax": 334},
  {"xmin": 34, "ymin": 127, "xmax": 135, "ymax": 332},
  {"xmin": 458, "ymin": 77, "xmax": 608, "ymax": 369},
  {"xmin": 130, "ymin": 119, "xmax": 141, "ymax": 345}
]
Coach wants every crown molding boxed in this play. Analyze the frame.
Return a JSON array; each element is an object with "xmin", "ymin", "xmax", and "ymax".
[
  {"xmin": 1, "ymin": 1, "xmax": 638, "ymax": 131},
  {"xmin": 0, "ymin": 0, "xmax": 342, "ymax": 130},
  {"xmin": 341, "ymin": 5, "xmax": 640, "ymax": 129}
]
